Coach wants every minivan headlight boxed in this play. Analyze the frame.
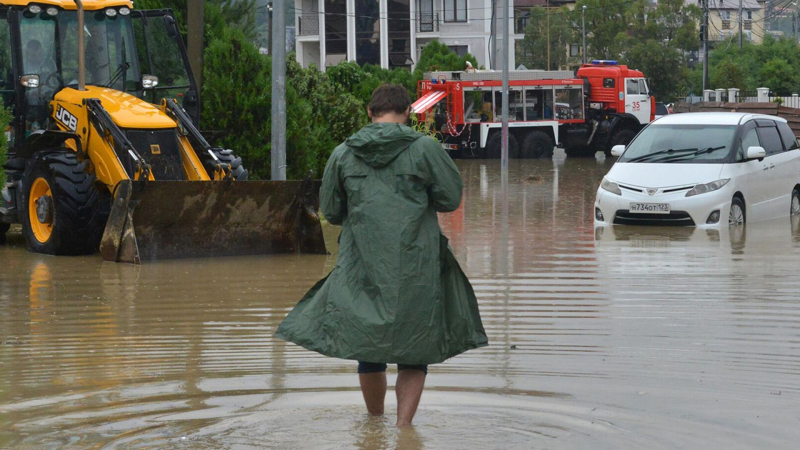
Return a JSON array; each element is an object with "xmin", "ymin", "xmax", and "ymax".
[
  {"xmin": 686, "ymin": 179, "xmax": 729, "ymax": 197},
  {"xmin": 600, "ymin": 177, "xmax": 622, "ymax": 196}
]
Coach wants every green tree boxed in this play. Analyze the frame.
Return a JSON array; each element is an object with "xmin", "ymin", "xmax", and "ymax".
[
  {"xmin": 519, "ymin": 7, "xmax": 576, "ymax": 70},
  {"xmin": 623, "ymin": 40, "xmax": 687, "ymax": 101},
  {"xmin": 413, "ymin": 40, "xmax": 478, "ymax": 79},
  {"xmin": 760, "ymin": 58, "xmax": 799, "ymax": 96},
  {"xmin": 134, "ymin": 0, "xmax": 258, "ymax": 42}
]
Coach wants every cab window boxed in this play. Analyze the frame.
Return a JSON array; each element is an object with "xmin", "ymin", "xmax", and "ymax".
[
  {"xmin": 0, "ymin": 11, "xmax": 14, "ymax": 147},
  {"xmin": 626, "ymin": 79, "xmax": 640, "ymax": 95},
  {"xmin": 756, "ymin": 125, "xmax": 783, "ymax": 156},
  {"xmin": 603, "ymin": 78, "xmax": 614, "ymax": 88}
]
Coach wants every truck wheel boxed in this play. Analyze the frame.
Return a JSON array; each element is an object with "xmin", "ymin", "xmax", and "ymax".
[
  {"xmin": 606, "ymin": 128, "xmax": 637, "ymax": 156},
  {"xmin": 0, "ymin": 222, "xmax": 9, "ymax": 245},
  {"xmin": 485, "ymin": 132, "xmax": 519, "ymax": 159},
  {"xmin": 19, "ymin": 151, "xmax": 109, "ymax": 255},
  {"xmin": 521, "ymin": 131, "xmax": 555, "ymax": 159},
  {"xmin": 205, "ymin": 148, "xmax": 249, "ymax": 181}
]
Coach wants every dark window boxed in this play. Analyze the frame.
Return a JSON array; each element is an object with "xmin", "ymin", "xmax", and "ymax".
[
  {"xmin": 444, "ymin": 0, "xmax": 467, "ymax": 22},
  {"xmin": 603, "ymin": 78, "xmax": 615, "ymax": 88},
  {"xmin": 777, "ymin": 121, "xmax": 799, "ymax": 150},
  {"xmin": 570, "ymin": 44, "xmax": 579, "ymax": 57},
  {"xmin": 448, "ymin": 45, "xmax": 468, "ymax": 57},
  {"xmin": 655, "ymin": 103, "xmax": 668, "ymax": 115},
  {"xmin": 756, "ymin": 125, "xmax": 783, "ymax": 155}
]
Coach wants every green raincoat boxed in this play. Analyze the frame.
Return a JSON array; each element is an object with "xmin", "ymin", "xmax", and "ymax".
[{"xmin": 275, "ymin": 122, "xmax": 488, "ymax": 365}]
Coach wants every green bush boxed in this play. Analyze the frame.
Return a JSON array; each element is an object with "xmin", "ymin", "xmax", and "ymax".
[{"xmin": 202, "ymin": 29, "xmax": 368, "ymax": 180}]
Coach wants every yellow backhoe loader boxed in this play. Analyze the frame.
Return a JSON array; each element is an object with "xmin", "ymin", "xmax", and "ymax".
[{"xmin": 0, "ymin": 0, "xmax": 326, "ymax": 262}]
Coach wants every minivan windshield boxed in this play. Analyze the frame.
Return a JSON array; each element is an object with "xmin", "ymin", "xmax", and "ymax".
[{"xmin": 619, "ymin": 124, "xmax": 737, "ymax": 163}]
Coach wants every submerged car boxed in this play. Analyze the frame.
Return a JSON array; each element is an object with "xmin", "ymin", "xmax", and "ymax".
[{"xmin": 594, "ymin": 112, "xmax": 800, "ymax": 227}]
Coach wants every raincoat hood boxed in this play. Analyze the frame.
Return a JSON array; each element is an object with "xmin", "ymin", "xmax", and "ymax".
[{"xmin": 345, "ymin": 122, "xmax": 423, "ymax": 168}]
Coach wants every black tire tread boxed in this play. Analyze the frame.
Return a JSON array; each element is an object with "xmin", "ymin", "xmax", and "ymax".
[
  {"xmin": 485, "ymin": 132, "xmax": 519, "ymax": 159},
  {"xmin": 607, "ymin": 128, "xmax": 637, "ymax": 156},
  {"xmin": 206, "ymin": 148, "xmax": 249, "ymax": 181},
  {"xmin": 521, "ymin": 131, "xmax": 555, "ymax": 159},
  {"xmin": 19, "ymin": 151, "xmax": 109, "ymax": 255}
]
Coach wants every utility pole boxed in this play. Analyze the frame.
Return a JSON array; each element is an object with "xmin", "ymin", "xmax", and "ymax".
[
  {"xmin": 582, "ymin": 5, "xmax": 587, "ymax": 64},
  {"xmin": 491, "ymin": 0, "xmax": 497, "ymax": 69},
  {"xmin": 268, "ymin": 2, "xmax": 273, "ymax": 55},
  {"xmin": 702, "ymin": 0, "xmax": 709, "ymax": 92},
  {"xmin": 271, "ymin": 0, "xmax": 287, "ymax": 180},
  {"xmin": 187, "ymin": 0, "xmax": 204, "ymax": 89},
  {"xmin": 739, "ymin": 0, "xmax": 743, "ymax": 48},
  {"xmin": 501, "ymin": 0, "xmax": 509, "ymax": 179},
  {"xmin": 546, "ymin": 0, "xmax": 550, "ymax": 69}
]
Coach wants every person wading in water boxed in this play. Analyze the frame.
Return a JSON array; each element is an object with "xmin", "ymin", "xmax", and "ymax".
[{"xmin": 276, "ymin": 84, "xmax": 487, "ymax": 427}]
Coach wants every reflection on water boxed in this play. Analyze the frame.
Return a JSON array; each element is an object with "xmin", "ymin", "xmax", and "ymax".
[{"xmin": 2, "ymin": 152, "xmax": 800, "ymax": 449}]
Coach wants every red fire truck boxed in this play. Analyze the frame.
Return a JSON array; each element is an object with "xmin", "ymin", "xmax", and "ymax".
[{"xmin": 412, "ymin": 60, "xmax": 655, "ymax": 158}]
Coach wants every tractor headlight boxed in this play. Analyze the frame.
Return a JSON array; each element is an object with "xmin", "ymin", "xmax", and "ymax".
[
  {"xmin": 105, "ymin": 8, "xmax": 118, "ymax": 17},
  {"xmin": 686, "ymin": 179, "xmax": 729, "ymax": 197},
  {"xmin": 119, "ymin": 7, "xmax": 131, "ymax": 15},
  {"xmin": 46, "ymin": 7, "xmax": 58, "ymax": 16},
  {"xmin": 600, "ymin": 177, "xmax": 622, "ymax": 196},
  {"xmin": 28, "ymin": 5, "xmax": 42, "ymax": 14}
]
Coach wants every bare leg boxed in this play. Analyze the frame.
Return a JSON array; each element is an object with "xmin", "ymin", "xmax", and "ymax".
[
  {"xmin": 359, "ymin": 372, "xmax": 387, "ymax": 416},
  {"xmin": 395, "ymin": 369, "xmax": 426, "ymax": 427}
]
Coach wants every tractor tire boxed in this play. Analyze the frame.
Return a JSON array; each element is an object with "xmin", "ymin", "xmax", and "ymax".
[
  {"xmin": 0, "ymin": 222, "xmax": 9, "ymax": 245},
  {"xmin": 485, "ymin": 132, "xmax": 519, "ymax": 159},
  {"xmin": 206, "ymin": 148, "xmax": 249, "ymax": 181},
  {"xmin": 18, "ymin": 151, "xmax": 110, "ymax": 255},
  {"xmin": 521, "ymin": 131, "xmax": 555, "ymax": 159},
  {"xmin": 606, "ymin": 128, "xmax": 637, "ymax": 157}
]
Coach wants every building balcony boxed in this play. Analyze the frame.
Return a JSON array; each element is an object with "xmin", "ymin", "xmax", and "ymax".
[
  {"xmin": 417, "ymin": 12, "xmax": 439, "ymax": 33},
  {"xmin": 298, "ymin": 14, "xmax": 319, "ymax": 36}
]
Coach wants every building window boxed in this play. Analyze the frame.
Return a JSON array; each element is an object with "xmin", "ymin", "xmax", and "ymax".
[
  {"xmin": 746, "ymin": 10, "xmax": 752, "ymax": 20},
  {"xmin": 444, "ymin": 0, "xmax": 467, "ymax": 22},
  {"xmin": 720, "ymin": 10, "xmax": 730, "ymax": 20},
  {"xmin": 448, "ymin": 45, "xmax": 468, "ymax": 57},
  {"xmin": 570, "ymin": 44, "xmax": 579, "ymax": 57}
]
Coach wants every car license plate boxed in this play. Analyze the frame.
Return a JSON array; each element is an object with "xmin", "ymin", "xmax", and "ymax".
[{"xmin": 629, "ymin": 203, "xmax": 670, "ymax": 214}]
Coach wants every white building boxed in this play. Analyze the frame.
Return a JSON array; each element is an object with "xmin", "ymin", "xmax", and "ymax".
[{"xmin": 294, "ymin": 0, "xmax": 526, "ymax": 70}]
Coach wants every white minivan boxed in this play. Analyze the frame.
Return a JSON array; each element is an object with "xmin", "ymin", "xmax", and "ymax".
[{"xmin": 594, "ymin": 112, "xmax": 800, "ymax": 227}]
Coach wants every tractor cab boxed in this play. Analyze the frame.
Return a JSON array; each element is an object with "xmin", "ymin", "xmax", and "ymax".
[{"xmin": 1, "ymin": 2, "xmax": 198, "ymax": 153}]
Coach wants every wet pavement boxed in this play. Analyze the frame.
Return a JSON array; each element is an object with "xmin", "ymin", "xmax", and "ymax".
[{"xmin": 2, "ymin": 151, "xmax": 800, "ymax": 449}]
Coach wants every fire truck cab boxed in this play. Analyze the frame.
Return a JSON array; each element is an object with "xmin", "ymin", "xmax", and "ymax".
[{"xmin": 414, "ymin": 61, "xmax": 655, "ymax": 158}]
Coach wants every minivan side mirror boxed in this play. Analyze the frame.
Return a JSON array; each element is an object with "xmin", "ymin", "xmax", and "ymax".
[
  {"xmin": 746, "ymin": 146, "xmax": 766, "ymax": 160},
  {"xmin": 610, "ymin": 145, "xmax": 625, "ymax": 157}
]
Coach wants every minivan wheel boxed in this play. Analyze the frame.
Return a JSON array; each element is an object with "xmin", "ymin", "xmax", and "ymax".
[
  {"xmin": 729, "ymin": 197, "xmax": 746, "ymax": 226},
  {"xmin": 791, "ymin": 188, "xmax": 800, "ymax": 215}
]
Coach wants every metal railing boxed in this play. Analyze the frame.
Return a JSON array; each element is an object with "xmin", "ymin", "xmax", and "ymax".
[
  {"xmin": 417, "ymin": 12, "xmax": 439, "ymax": 33},
  {"xmin": 298, "ymin": 14, "xmax": 319, "ymax": 36}
]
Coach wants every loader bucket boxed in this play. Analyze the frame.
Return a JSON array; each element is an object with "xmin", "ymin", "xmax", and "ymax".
[{"xmin": 99, "ymin": 178, "xmax": 327, "ymax": 263}]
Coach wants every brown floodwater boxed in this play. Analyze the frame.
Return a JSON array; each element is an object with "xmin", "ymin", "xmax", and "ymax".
[{"xmin": 2, "ymin": 152, "xmax": 800, "ymax": 449}]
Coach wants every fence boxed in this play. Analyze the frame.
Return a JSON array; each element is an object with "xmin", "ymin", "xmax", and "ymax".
[
  {"xmin": 672, "ymin": 101, "xmax": 800, "ymax": 137},
  {"xmin": 683, "ymin": 90, "xmax": 800, "ymax": 108},
  {"xmin": 298, "ymin": 14, "xmax": 319, "ymax": 36}
]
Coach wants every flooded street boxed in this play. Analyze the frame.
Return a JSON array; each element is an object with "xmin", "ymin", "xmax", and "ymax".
[{"xmin": 2, "ymin": 152, "xmax": 800, "ymax": 449}]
